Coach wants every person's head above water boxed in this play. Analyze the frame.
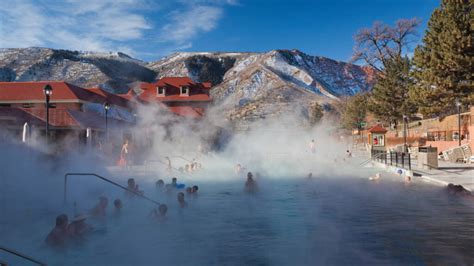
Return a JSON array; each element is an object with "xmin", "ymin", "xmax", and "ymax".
[
  {"xmin": 177, "ymin": 192, "xmax": 185, "ymax": 202},
  {"xmin": 56, "ymin": 214, "xmax": 68, "ymax": 228},
  {"xmin": 192, "ymin": 185, "xmax": 199, "ymax": 193},
  {"xmin": 308, "ymin": 173, "xmax": 313, "ymax": 178},
  {"xmin": 114, "ymin": 199, "xmax": 122, "ymax": 209},
  {"xmin": 172, "ymin": 177, "xmax": 177, "ymax": 184},
  {"xmin": 186, "ymin": 187, "xmax": 193, "ymax": 194},
  {"xmin": 127, "ymin": 178, "xmax": 135, "ymax": 187},
  {"xmin": 247, "ymin": 172, "xmax": 253, "ymax": 180},
  {"xmin": 156, "ymin": 179, "xmax": 164, "ymax": 187},
  {"xmin": 159, "ymin": 204, "xmax": 168, "ymax": 215},
  {"xmin": 99, "ymin": 196, "xmax": 108, "ymax": 207}
]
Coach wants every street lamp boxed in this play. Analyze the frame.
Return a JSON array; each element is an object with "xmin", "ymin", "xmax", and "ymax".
[
  {"xmin": 43, "ymin": 84, "xmax": 53, "ymax": 142},
  {"xmin": 456, "ymin": 98, "xmax": 461, "ymax": 146},
  {"xmin": 403, "ymin": 115, "xmax": 408, "ymax": 153},
  {"xmin": 104, "ymin": 102, "xmax": 110, "ymax": 142}
]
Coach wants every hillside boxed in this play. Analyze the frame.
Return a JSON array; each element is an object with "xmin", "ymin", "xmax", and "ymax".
[{"xmin": 0, "ymin": 47, "xmax": 376, "ymax": 123}]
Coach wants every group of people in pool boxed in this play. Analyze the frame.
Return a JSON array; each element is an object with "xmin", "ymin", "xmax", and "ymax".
[{"xmin": 45, "ymin": 196, "xmax": 122, "ymax": 247}]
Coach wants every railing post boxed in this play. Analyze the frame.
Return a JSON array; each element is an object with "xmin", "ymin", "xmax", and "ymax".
[
  {"xmin": 408, "ymin": 153, "xmax": 411, "ymax": 170},
  {"xmin": 395, "ymin": 152, "xmax": 398, "ymax": 167},
  {"xmin": 402, "ymin": 153, "xmax": 405, "ymax": 168},
  {"xmin": 384, "ymin": 152, "xmax": 387, "ymax": 164}
]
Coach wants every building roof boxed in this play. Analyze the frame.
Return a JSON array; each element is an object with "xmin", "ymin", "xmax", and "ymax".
[
  {"xmin": 368, "ymin": 125, "xmax": 388, "ymax": 133},
  {"xmin": 0, "ymin": 107, "xmax": 131, "ymax": 130},
  {"xmin": 138, "ymin": 77, "xmax": 212, "ymax": 103},
  {"xmin": 138, "ymin": 91, "xmax": 212, "ymax": 102},
  {"xmin": 0, "ymin": 81, "xmax": 104, "ymax": 103},
  {"xmin": 167, "ymin": 106, "xmax": 203, "ymax": 118},
  {"xmin": 86, "ymin": 88, "xmax": 131, "ymax": 109}
]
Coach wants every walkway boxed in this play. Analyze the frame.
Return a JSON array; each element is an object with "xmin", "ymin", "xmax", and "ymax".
[{"xmin": 410, "ymin": 160, "xmax": 474, "ymax": 191}]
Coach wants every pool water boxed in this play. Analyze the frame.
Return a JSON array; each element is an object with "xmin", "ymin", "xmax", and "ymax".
[{"xmin": 1, "ymin": 171, "xmax": 473, "ymax": 265}]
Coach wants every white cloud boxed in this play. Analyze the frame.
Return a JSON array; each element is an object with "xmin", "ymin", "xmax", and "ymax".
[
  {"xmin": 0, "ymin": 0, "xmax": 150, "ymax": 52},
  {"xmin": 161, "ymin": 5, "xmax": 223, "ymax": 44}
]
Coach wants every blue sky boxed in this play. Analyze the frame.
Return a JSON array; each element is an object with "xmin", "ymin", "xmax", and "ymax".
[{"xmin": 0, "ymin": 0, "xmax": 439, "ymax": 63}]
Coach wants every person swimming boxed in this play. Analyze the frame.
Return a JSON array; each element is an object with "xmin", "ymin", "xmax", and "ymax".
[
  {"xmin": 113, "ymin": 199, "xmax": 122, "ymax": 217},
  {"xmin": 149, "ymin": 204, "xmax": 168, "ymax": 222},
  {"xmin": 447, "ymin": 183, "xmax": 473, "ymax": 198},
  {"xmin": 89, "ymin": 196, "xmax": 108, "ymax": 218},
  {"xmin": 307, "ymin": 173, "xmax": 313, "ymax": 179},
  {"xmin": 67, "ymin": 214, "xmax": 93, "ymax": 239},
  {"xmin": 369, "ymin": 173, "xmax": 381, "ymax": 181},
  {"xmin": 192, "ymin": 185, "xmax": 199, "ymax": 194},
  {"xmin": 244, "ymin": 172, "xmax": 259, "ymax": 193},
  {"xmin": 45, "ymin": 214, "xmax": 69, "ymax": 247},
  {"xmin": 186, "ymin": 187, "xmax": 193, "ymax": 194},
  {"xmin": 156, "ymin": 179, "xmax": 165, "ymax": 189},
  {"xmin": 177, "ymin": 192, "xmax": 187, "ymax": 207}
]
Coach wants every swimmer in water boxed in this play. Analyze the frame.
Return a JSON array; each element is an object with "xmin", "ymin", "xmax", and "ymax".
[
  {"xmin": 67, "ymin": 214, "xmax": 93, "ymax": 239},
  {"xmin": 369, "ymin": 173, "xmax": 381, "ymax": 181},
  {"xmin": 244, "ymin": 172, "xmax": 259, "ymax": 193},
  {"xmin": 447, "ymin": 183, "xmax": 473, "ymax": 198},
  {"xmin": 113, "ymin": 199, "xmax": 122, "ymax": 217},
  {"xmin": 307, "ymin": 173, "xmax": 313, "ymax": 179},
  {"xmin": 186, "ymin": 187, "xmax": 193, "ymax": 194},
  {"xmin": 89, "ymin": 196, "xmax": 108, "ymax": 218},
  {"xmin": 177, "ymin": 192, "xmax": 187, "ymax": 207},
  {"xmin": 346, "ymin": 150, "xmax": 352, "ymax": 157},
  {"xmin": 45, "ymin": 214, "xmax": 69, "ymax": 247},
  {"xmin": 171, "ymin": 177, "xmax": 178, "ymax": 187},
  {"xmin": 156, "ymin": 179, "xmax": 165, "ymax": 189},
  {"xmin": 150, "ymin": 204, "xmax": 168, "ymax": 222},
  {"xmin": 192, "ymin": 185, "xmax": 199, "ymax": 194}
]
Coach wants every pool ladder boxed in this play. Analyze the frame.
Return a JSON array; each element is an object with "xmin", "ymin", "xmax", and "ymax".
[
  {"xmin": 64, "ymin": 173, "xmax": 161, "ymax": 206},
  {"xmin": 0, "ymin": 246, "xmax": 46, "ymax": 265}
]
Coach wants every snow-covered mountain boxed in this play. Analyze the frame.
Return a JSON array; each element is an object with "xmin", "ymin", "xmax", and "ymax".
[
  {"xmin": 0, "ymin": 47, "xmax": 156, "ymax": 93},
  {"xmin": 0, "ymin": 48, "xmax": 376, "ymax": 123},
  {"xmin": 148, "ymin": 49, "xmax": 376, "ymax": 123}
]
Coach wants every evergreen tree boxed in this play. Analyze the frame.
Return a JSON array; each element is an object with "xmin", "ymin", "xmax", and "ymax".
[
  {"xmin": 369, "ymin": 57, "xmax": 416, "ymax": 126},
  {"xmin": 339, "ymin": 93, "xmax": 369, "ymax": 130},
  {"xmin": 411, "ymin": 0, "xmax": 473, "ymax": 117}
]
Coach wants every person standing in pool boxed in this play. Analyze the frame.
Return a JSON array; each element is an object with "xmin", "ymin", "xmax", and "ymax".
[
  {"xmin": 89, "ymin": 196, "xmax": 108, "ymax": 218},
  {"xmin": 45, "ymin": 214, "xmax": 69, "ymax": 247},
  {"xmin": 309, "ymin": 139, "xmax": 316, "ymax": 154},
  {"xmin": 245, "ymin": 172, "xmax": 259, "ymax": 193},
  {"xmin": 177, "ymin": 192, "xmax": 187, "ymax": 207}
]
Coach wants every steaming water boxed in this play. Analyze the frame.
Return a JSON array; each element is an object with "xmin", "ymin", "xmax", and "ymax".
[{"xmin": 2, "ymin": 167, "xmax": 474, "ymax": 265}]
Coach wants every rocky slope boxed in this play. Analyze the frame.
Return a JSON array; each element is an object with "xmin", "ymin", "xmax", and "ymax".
[
  {"xmin": 0, "ymin": 47, "xmax": 156, "ymax": 93},
  {"xmin": 0, "ymin": 48, "xmax": 376, "ymax": 123}
]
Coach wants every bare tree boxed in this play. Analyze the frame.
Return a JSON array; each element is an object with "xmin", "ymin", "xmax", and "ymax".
[{"xmin": 351, "ymin": 18, "xmax": 420, "ymax": 72}]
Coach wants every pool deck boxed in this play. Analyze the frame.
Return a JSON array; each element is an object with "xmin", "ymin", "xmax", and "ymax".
[{"xmin": 410, "ymin": 160, "xmax": 474, "ymax": 192}]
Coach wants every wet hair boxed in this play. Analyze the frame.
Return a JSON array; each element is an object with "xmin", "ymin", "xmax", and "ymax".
[
  {"xmin": 156, "ymin": 179, "xmax": 164, "ymax": 187},
  {"xmin": 172, "ymin": 177, "xmax": 177, "ymax": 183},
  {"xmin": 247, "ymin": 172, "xmax": 253, "ymax": 179},
  {"xmin": 56, "ymin": 214, "xmax": 68, "ymax": 227},
  {"xmin": 159, "ymin": 204, "xmax": 168, "ymax": 215},
  {"xmin": 192, "ymin": 185, "xmax": 199, "ymax": 192},
  {"xmin": 127, "ymin": 178, "xmax": 135, "ymax": 186}
]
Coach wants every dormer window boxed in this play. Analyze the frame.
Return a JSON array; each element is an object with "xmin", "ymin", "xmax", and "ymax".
[
  {"xmin": 180, "ymin": 86, "xmax": 189, "ymax": 96},
  {"xmin": 157, "ymin": 86, "xmax": 166, "ymax": 96}
]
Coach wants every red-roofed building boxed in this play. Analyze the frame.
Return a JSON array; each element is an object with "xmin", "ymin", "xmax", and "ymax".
[{"xmin": 138, "ymin": 77, "xmax": 212, "ymax": 118}]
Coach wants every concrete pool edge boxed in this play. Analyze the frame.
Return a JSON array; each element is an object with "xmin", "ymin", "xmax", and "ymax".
[{"xmin": 367, "ymin": 161, "xmax": 472, "ymax": 192}]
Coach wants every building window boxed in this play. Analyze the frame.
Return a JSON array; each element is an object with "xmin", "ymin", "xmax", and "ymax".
[
  {"xmin": 49, "ymin": 103, "xmax": 57, "ymax": 108},
  {"xmin": 22, "ymin": 103, "xmax": 34, "ymax": 108},
  {"xmin": 180, "ymin": 86, "xmax": 189, "ymax": 96},
  {"xmin": 157, "ymin": 86, "xmax": 166, "ymax": 96},
  {"xmin": 0, "ymin": 104, "xmax": 11, "ymax": 107}
]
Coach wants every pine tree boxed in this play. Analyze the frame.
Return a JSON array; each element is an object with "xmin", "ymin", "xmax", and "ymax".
[
  {"xmin": 411, "ymin": 0, "xmax": 473, "ymax": 117},
  {"xmin": 339, "ymin": 93, "xmax": 369, "ymax": 130},
  {"xmin": 368, "ymin": 57, "xmax": 416, "ymax": 127}
]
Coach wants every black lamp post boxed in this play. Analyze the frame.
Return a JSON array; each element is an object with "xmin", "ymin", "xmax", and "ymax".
[
  {"xmin": 43, "ymin": 84, "xmax": 53, "ymax": 142},
  {"xmin": 455, "ymin": 98, "xmax": 461, "ymax": 146},
  {"xmin": 403, "ymin": 115, "xmax": 408, "ymax": 153},
  {"xmin": 104, "ymin": 102, "xmax": 110, "ymax": 142}
]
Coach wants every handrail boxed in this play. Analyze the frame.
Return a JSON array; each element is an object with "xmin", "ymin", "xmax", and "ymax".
[
  {"xmin": 171, "ymin": 156, "xmax": 193, "ymax": 163},
  {"xmin": 144, "ymin": 159, "xmax": 182, "ymax": 173},
  {"xmin": 64, "ymin": 173, "xmax": 160, "ymax": 206},
  {"xmin": 359, "ymin": 152, "xmax": 386, "ymax": 166},
  {"xmin": 0, "ymin": 246, "xmax": 46, "ymax": 265}
]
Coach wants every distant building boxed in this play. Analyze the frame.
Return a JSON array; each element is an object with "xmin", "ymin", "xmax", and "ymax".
[
  {"xmin": 138, "ymin": 77, "xmax": 212, "ymax": 118},
  {"xmin": 0, "ymin": 81, "xmax": 134, "ymax": 147}
]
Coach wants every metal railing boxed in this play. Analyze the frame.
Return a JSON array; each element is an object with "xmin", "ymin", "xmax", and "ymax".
[
  {"xmin": 64, "ymin": 173, "xmax": 160, "ymax": 206},
  {"xmin": 0, "ymin": 246, "xmax": 46, "ymax": 265},
  {"xmin": 371, "ymin": 150, "xmax": 412, "ymax": 170},
  {"xmin": 359, "ymin": 152, "xmax": 386, "ymax": 166}
]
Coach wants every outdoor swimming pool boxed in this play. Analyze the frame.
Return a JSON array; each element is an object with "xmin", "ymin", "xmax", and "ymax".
[{"xmin": 1, "ymin": 168, "xmax": 473, "ymax": 265}]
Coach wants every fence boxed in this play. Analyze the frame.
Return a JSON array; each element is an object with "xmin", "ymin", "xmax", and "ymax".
[{"xmin": 371, "ymin": 149, "xmax": 412, "ymax": 170}]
